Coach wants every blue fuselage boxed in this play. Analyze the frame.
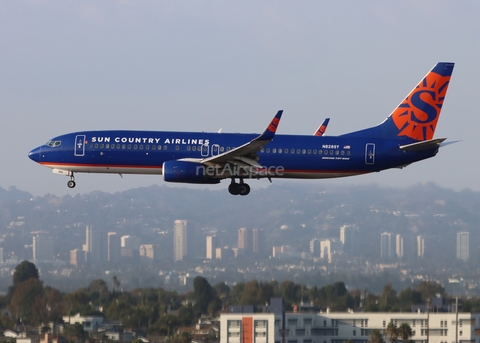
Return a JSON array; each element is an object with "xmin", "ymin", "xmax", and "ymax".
[{"xmin": 29, "ymin": 130, "xmax": 437, "ymax": 179}]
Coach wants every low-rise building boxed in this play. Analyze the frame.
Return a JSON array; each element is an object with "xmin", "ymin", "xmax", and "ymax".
[{"xmin": 220, "ymin": 299, "xmax": 480, "ymax": 343}]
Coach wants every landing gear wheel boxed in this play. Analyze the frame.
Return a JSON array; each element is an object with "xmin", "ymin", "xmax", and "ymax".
[
  {"xmin": 238, "ymin": 183, "xmax": 250, "ymax": 196},
  {"xmin": 67, "ymin": 180, "xmax": 76, "ymax": 188},
  {"xmin": 228, "ymin": 182, "xmax": 240, "ymax": 195}
]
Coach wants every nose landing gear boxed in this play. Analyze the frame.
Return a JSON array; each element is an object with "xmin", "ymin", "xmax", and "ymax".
[
  {"xmin": 228, "ymin": 179, "xmax": 250, "ymax": 196},
  {"xmin": 67, "ymin": 173, "xmax": 76, "ymax": 188}
]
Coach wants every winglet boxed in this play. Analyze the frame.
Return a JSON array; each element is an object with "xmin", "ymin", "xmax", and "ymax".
[
  {"xmin": 257, "ymin": 110, "xmax": 283, "ymax": 141},
  {"xmin": 314, "ymin": 118, "xmax": 330, "ymax": 136}
]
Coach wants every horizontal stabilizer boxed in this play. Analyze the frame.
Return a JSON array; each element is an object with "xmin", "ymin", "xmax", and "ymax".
[{"xmin": 399, "ymin": 138, "xmax": 446, "ymax": 152}]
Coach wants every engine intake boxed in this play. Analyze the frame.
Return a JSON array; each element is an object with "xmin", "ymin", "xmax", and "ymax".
[{"xmin": 162, "ymin": 160, "xmax": 220, "ymax": 184}]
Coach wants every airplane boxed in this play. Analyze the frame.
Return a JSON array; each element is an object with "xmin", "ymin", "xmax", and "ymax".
[
  {"xmin": 314, "ymin": 118, "xmax": 330, "ymax": 136},
  {"xmin": 28, "ymin": 62, "xmax": 455, "ymax": 196}
]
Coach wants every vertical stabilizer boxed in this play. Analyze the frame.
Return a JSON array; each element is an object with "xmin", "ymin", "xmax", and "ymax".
[{"xmin": 389, "ymin": 62, "xmax": 454, "ymax": 141}]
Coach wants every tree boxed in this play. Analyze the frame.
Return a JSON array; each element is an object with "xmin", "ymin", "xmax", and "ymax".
[
  {"xmin": 386, "ymin": 321, "xmax": 398, "ymax": 343},
  {"xmin": 8, "ymin": 278, "xmax": 44, "ymax": 325},
  {"xmin": 192, "ymin": 277, "xmax": 216, "ymax": 315},
  {"xmin": 369, "ymin": 329, "xmax": 385, "ymax": 343},
  {"xmin": 112, "ymin": 276, "xmax": 120, "ymax": 295},
  {"xmin": 12, "ymin": 261, "xmax": 39, "ymax": 286},
  {"xmin": 397, "ymin": 323, "xmax": 413, "ymax": 343}
]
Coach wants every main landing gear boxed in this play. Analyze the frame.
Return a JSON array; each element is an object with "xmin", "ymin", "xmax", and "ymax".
[
  {"xmin": 228, "ymin": 179, "xmax": 250, "ymax": 196},
  {"xmin": 67, "ymin": 173, "xmax": 76, "ymax": 189}
]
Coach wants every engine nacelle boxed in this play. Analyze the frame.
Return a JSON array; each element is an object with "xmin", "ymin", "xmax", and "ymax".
[{"xmin": 162, "ymin": 160, "xmax": 220, "ymax": 184}]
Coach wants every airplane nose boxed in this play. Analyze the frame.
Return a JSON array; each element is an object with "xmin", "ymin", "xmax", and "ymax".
[{"xmin": 28, "ymin": 147, "xmax": 42, "ymax": 162}]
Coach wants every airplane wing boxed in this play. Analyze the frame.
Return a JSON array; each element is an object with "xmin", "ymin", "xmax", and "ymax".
[
  {"xmin": 313, "ymin": 118, "xmax": 330, "ymax": 136},
  {"xmin": 180, "ymin": 110, "xmax": 283, "ymax": 168}
]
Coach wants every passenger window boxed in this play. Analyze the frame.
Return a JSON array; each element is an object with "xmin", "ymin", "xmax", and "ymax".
[
  {"xmin": 278, "ymin": 148, "xmax": 282, "ymax": 153},
  {"xmin": 227, "ymin": 147, "xmax": 231, "ymax": 151},
  {"xmin": 341, "ymin": 150, "xmax": 345, "ymax": 155},
  {"xmin": 100, "ymin": 144, "xmax": 104, "ymax": 148},
  {"xmin": 272, "ymin": 148, "xmax": 276, "ymax": 153},
  {"xmin": 261, "ymin": 148, "xmax": 265, "ymax": 153},
  {"xmin": 302, "ymin": 149, "xmax": 306, "ymax": 154},
  {"xmin": 128, "ymin": 144, "xmax": 132, "ymax": 149},
  {"xmin": 106, "ymin": 144, "xmax": 110, "ymax": 149},
  {"xmin": 134, "ymin": 145, "xmax": 138, "ymax": 150},
  {"xmin": 313, "ymin": 149, "xmax": 317, "ymax": 154},
  {"xmin": 324, "ymin": 150, "xmax": 328, "ymax": 155},
  {"xmin": 157, "ymin": 145, "xmax": 161, "ymax": 150},
  {"xmin": 347, "ymin": 151, "xmax": 350, "ymax": 155},
  {"xmin": 330, "ymin": 150, "xmax": 334, "ymax": 155},
  {"xmin": 163, "ymin": 145, "xmax": 168, "ymax": 150},
  {"xmin": 95, "ymin": 144, "xmax": 99, "ymax": 148},
  {"xmin": 319, "ymin": 150, "xmax": 322, "ymax": 155},
  {"xmin": 175, "ymin": 146, "xmax": 179, "ymax": 151},
  {"xmin": 307, "ymin": 149, "xmax": 311, "ymax": 154},
  {"xmin": 266, "ymin": 148, "xmax": 270, "ymax": 153},
  {"xmin": 145, "ymin": 145, "xmax": 149, "ymax": 150},
  {"xmin": 296, "ymin": 149, "xmax": 300, "ymax": 154},
  {"xmin": 291, "ymin": 149, "xmax": 295, "ymax": 154},
  {"xmin": 335, "ymin": 150, "xmax": 339, "ymax": 155},
  {"xmin": 187, "ymin": 146, "xmax": 191, "ymax": 151},
  {"xmin": 139, "ymin": 145, "xmax": 144, "ymax": 150},
  {"xmin": 220, "ymin": 147, "xmax": 225, "ymax": 152},
  {"xmin": 192, "ymin": 146, "xmax": 196, "ymax": 151}
]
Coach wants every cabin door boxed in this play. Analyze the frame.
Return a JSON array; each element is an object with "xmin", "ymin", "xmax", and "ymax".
[
  {"xmin": 365, "ymin": 143, "xmax": 375, "ymax": 164},
  {"xmin": 74, "ymin": 135, "xmax": 86, "ymax": 156}
]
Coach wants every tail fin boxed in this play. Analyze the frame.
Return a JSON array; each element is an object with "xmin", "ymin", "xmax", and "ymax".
[
  {"xmin": 314, "ymin": 118, "xmax": 330, "ymax": 136},
  {"xmin": 341, "ymin": 62, "xmax": 454, "ymax": 141},
  {"xmin": 390, "ymin": 62, "xmax": 454, "ymax": 141}
]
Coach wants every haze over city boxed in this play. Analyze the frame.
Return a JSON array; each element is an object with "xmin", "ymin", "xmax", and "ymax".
[{"xmin": 1, "ymin": 1, "xmax": 479, "ymax": 196}]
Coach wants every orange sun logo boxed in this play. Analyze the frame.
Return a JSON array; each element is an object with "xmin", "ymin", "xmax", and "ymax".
[{"xmin": 391, "ymin": 71, "xmax": 451, "ymax": 141}]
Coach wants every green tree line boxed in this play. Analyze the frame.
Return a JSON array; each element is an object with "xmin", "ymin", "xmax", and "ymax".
[{"xmin": 2, "ymin": 261, "xmax": 480, "ymax": 336}]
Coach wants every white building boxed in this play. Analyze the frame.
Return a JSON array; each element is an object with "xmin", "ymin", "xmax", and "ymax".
[
  {"xmin": 457, "ymin": 231, "xmax": 469, "ymax": 261},
  {"xmin": 220, "ymin": 310, "xmax": 480, "ymax": 343}
]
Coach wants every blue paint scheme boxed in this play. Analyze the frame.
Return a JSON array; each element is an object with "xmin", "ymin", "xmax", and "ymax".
[{"xmin": 28, "ymin": 63, "xmax": 455, "ymax": 195}]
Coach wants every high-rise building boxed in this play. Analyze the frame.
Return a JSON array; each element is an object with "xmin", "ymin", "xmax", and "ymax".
[
  {"xmin": 85, "ymin": 225, "xmax": 104, "ymax": 264},
  {"xmin": 252, "ymin": 229, "xmax": 265, "ymax": 256},
  {"xmin": 70, "ymin": 249, "xmax": 85, "ymax": 266},
  {"xmin": 121, "ymin": 235, "xmax": 140, "ymax": 249},
  {"xmin": 417, "ymin": 235, "xmax": 425, "ymax": 258},
  {"xmin": 206, "ymin": 235, "xmax": 218, "ymax": 259},
  {"xmin": 340, "ymin": 225, "xmax": 358, "ymax": 255},
  {"xmin": 174, "ymin": 220, "xmax": 188, "ymax": 261},
  {"xmin": 107, "ymin": 232, "xmax": 121, "ymax": 263},
  {"xmin": 238, "ymin": 228, "xmax": 250, "ymax": 252},
  {"xmin": 457, "ymin": 231, "xmax": 469, "ymax": 261},
  {"xmin": 396, "ymin": 234, "xmax": 404, "ymax": 258},
  {"xmin": 320, "ymin": 239, "xmax": 332, "ymax": 262},
  {"xmin": 33, "ymin": 235, "xmax": 54, "ymax": 262},
  {"xmin": 380, "ymin": 232, "xmax": 394, "ymax": 260},
  {"xmin": 139, "ymin": 245, "xmax": 154, "ymax": 260}
]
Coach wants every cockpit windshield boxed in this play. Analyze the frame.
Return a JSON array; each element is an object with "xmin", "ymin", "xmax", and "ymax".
[{"xmin": 46, "ymin": 140, "xmax": 62, "ymax": 147}]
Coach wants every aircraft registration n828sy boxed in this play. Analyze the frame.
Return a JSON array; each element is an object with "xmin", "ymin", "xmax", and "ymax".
[{"xmin": 29, "ymin": 62, "xmax": 455, "ymax": 196}]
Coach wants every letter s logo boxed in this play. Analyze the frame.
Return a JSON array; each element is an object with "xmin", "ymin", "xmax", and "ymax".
[{"xmin": 410, "ymin": 90, "xmax": 438, "ymax": 123}]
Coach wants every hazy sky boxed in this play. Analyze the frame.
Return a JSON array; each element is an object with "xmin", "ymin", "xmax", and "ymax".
[{"xmin": 1, "ymin": 1, "xmax": 479, "ymax": 196}]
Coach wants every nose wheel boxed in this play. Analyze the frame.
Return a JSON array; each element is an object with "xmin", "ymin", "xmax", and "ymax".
[
  {"xmin": 228, "ymin": 179, "xmax": 250, "ymax": 196},
  {"xmin": 67, "ymin": 173, "xmax": 76, "ymax": 188}
]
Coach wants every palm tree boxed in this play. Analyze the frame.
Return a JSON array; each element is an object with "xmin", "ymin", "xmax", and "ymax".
[
  {"xmin": 398, "ymin": 323, "xmax": 413, "ymax": 342},
  {"xmin": 369, "ymin": 329, "xmax": 385, "ymax": 343},
  {"xmin": 386, "ymin": 321, "xmax": 398, "ymax": 343}
]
